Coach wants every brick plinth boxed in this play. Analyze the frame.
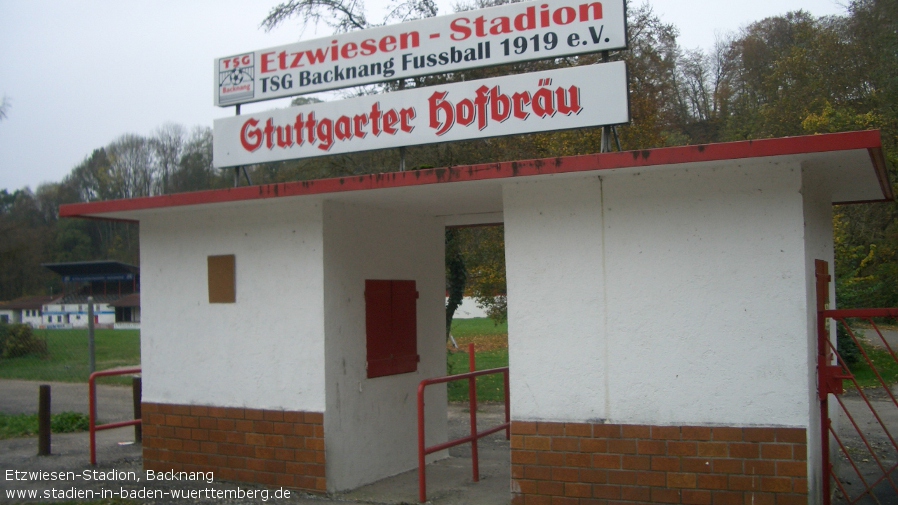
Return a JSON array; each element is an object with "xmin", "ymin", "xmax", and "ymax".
[
  {"xmin": 142, "ymin": 402, "xmax": 326, "ymax": 492},
  {"xmin": 511, "ymin": 422, "xmax": 807, "ymax": 505}
]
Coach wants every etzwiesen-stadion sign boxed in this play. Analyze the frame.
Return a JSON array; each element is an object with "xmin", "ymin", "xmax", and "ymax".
[
  {"xmin": 215, "ymin": 0, "xmax": 627, "ymax": 106},
  {"xmin": 213, "ymin": 62, "xmax": 628, "ymax": 167}
]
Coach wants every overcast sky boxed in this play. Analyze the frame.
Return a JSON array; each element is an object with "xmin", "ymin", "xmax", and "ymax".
[{"xmin": 0, "ymin": 0, "xmax": 848, "ymax": 192}]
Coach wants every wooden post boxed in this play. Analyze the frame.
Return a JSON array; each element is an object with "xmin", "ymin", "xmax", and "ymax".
[
  {"xmin": 38, "ymin": 385, "xmax": 51, "ymax": 456},
  {"xmin": 132, "ymin": 376, "xmax": 142, "ymax": 442}
]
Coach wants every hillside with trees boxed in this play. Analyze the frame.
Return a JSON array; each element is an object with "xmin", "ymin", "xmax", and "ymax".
[{"xmin": 0, "ymin": 0, "xmax": 895, "ymax": 311}]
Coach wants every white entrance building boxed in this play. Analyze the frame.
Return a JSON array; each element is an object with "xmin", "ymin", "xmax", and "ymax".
[{"xmin": 60, "ymin": 131, "xmax": 893, "ymax": 503}]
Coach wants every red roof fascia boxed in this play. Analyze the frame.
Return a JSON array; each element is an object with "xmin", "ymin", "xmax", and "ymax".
[{"xmin": 59, "ymin": 131, "xmax": 891, "ymax": 219}]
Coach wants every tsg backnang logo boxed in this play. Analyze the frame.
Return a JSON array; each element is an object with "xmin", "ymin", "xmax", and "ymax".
[{"xmin": 218, "ymin": 53, "xmax": 255, "ymax": 105}]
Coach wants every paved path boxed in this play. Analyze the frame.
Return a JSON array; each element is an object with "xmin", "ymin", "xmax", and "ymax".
[
  {"xmin": 832, "ymin": 387, "xmax": 898, "ymax": 504},
  {"xmin": 865, "ymin": 328, "xmax": 898, "ymax": 351},
  {"xmin": 0, "ymin": 379, "xmax": 137, "ymax": 423}
]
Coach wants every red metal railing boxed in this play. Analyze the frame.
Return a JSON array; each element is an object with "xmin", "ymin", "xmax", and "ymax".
[
  {"xmin": 89, "ymin": 367, "xmax": 142, "ymax": 465},
  {"xmin": 417, "ymin": 343, "xmax": 509, "ymax": 503}
]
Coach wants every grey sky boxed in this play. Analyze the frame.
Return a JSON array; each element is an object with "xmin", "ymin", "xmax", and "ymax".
[{"xmin": 0, "ymin": 0, "xmax": 848, "ymax": 192}]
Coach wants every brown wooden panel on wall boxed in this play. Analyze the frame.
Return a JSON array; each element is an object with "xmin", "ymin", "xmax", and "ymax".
[{"xmin": 208, "ymin": 255, "xmax": 236, "ymax": 303}]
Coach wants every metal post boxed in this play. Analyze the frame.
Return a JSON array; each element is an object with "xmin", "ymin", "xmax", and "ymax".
[
  {"xmin": 89, "ymin": 372, "xmax": 97, "ymax": 465},
  {"xmin": 504, "ymin": 370, "xmax": 511, "ymax": 440},
  {"xmin": 234, "ymin": 104, "xmax": 242, "ymax": 187},
  {"xmin": 468, "ymin": 343, "xmax": 479, "ymax": 482},
  {"xmin": 87, "ymin": 296, "xmax": 95, "ymax": 374},
  {"xmin": 417, "ymin": 382, "xmax": 427, "ymax": 503},
  {"xmin": 38, "ymin": 385, "xmax": 51, "ymax": 456},
  {"xmin": 398, "ymin": 79, "xmax": 407, "ymax": 171},
  {"xmin": 600, "ymin": 50, "xmax": 615, "ymax": 154},
  {"xmin": 132, "ymin": 376, "xmax": 142, "ymax": 442}
]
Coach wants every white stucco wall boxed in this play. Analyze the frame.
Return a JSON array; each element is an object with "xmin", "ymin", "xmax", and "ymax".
[
  {"xmin": 139, "ymin": 200, "xmax": 327, "ymax": 412},
  {"xmin": 504, "ymin": 160, "xmax": 822, "ymax": 429},
  {"xmin": 322, "ymin": 200, "xmax": 448, "ymax": 492},
  {"xmin": 504, "ymin": 176, "xmax": 607, "ymax": 423},
  {"xmin": 801, "ymin": 165, "xmax": 835, "ymax": 503}
]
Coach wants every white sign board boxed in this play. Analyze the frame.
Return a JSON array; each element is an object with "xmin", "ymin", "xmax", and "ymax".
[
  {"xmin": 213, "ymin": 61, "xmax": 628, "ymax": 167},
  {"xmin": 215, "ymin": 0, "xmax": 626, "ymax": 106}
]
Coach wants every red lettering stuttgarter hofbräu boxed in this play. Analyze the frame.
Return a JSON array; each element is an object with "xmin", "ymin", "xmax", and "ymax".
[
  {"xmin": 428, "ymin": 82, "xmax": 583, "ymax": 136},
  {"xmin": 260, "ymin": 32, "xmax": 420, "ymax": 73},
  {"xmin": 449, "ymin": 1, "xmax": 603, "ymax": 41},
  {"xmin": 240, "ymin": 103, "xmax": 417, "ymax": 153}
]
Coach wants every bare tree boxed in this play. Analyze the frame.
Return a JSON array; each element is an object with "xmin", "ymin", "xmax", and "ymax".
[
  {"xmin": 0, "ymin": 95, "xmax": 10, "ymax": 121},
  {"xmin": 262, "ymin": 0, "xmax": 439, "ymax": 33},
  {"xmin": 151, "ymin": 123, "xmax": 186, "ymax": 195},
  {"xmin": 384, "ymin": 0, "xmax": 437, "ymax": 23},
  {"xmin": 262, "ymin": 0, "xmax": 371, "ymax": 33},
  {"xmin": 108, "ymin": 134, "xmax": 154, "ymax": 199}
]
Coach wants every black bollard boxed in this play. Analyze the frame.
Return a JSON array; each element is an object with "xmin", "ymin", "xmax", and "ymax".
[{"xmin": 38, "ymin": 385, "xmax": 51, "ymax": 456}]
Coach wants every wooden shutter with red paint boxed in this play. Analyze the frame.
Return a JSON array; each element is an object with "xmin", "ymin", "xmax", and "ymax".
[{"xmin": 365, "ymin": 279, "xmax": 420, "ymax": 378}]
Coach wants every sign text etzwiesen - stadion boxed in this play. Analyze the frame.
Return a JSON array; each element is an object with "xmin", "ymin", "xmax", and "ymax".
[
  {"xmin": 215, "ymin": 0, "xmax": 626, "ymax": 106},
  {"xmin": 213, "ymin": 62, "xmax": 628, "ymax": 167}
]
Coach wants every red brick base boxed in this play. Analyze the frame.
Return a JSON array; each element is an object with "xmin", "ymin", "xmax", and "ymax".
[
  {"xmin": 511, "ymin": 422, "xmax": 807, "ymax": 505},
  {"xmin": 142, "ymin": 402, "xmax": 326, "ymax": 492}
]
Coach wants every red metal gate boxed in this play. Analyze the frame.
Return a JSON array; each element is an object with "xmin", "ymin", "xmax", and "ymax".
[{"xmin": 817, "ymin": 260, "xmax": 898, "ymax": 504}]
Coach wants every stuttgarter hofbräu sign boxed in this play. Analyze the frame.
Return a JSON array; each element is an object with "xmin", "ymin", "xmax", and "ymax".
[
  {"xmin": 215, "ymin": 0, "xmax": 627, "ymax": 106},
  {"xmin": 212, "ymin": 62, "xmax": 628, "ymax": 167}
]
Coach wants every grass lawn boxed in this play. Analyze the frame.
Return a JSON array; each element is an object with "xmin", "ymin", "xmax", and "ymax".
[
  {"xmin": 0, "ymin": 411, "xmax": 90, "ymax": 439},
  {"xmin": 447, "ymin": 318, "xmax": 508, "ymax": 403},
  {"xmin": 0, "ymin": 329, "xmax": 140, "ymax": 384},
  {"xmin": 847, "ymin": 340, "xmax": 898, "ymax": 389}
]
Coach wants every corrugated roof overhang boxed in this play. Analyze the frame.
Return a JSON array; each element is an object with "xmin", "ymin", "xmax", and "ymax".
[
  {"xmin": 43, "ymin": 261, "xmax": 139, "ymax": 278},
  {"xmin": 59, "ymin": 131, "xmax": 894, "ymax": 225}
]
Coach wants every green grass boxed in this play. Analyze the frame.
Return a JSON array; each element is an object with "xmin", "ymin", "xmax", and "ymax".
[
  {"xmin": 0, "ymin": 411, "xmax": 90, "ymax": 439},
  {"xmin": 449, "ymin": 317, "xmax": 508, "ymax": 339},
  {"xmin": 446, "ymin": 318, "xmax": 509, "ymax": 403},
  {"xmin": 847, "ymin": 339, "xmax": 898, "ymax": 389},
  {"xmin": 447, "ymin": 348, "xmax": 509, "ymax": 402},
  {"xmin": 0, "ymin": 329, "xmax": 140, "ymax": 384}
]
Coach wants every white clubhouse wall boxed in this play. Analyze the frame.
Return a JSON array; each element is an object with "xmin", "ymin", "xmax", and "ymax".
[
  {"xmin": 504, "ymin": 160, "xmax": 823, "ymax": 428},
  {"xmin": 139, "ymin": 200, "xmax": 327, "ymax": 412},
  {"xmin": 322, "ymin": 200, "xmax": 448, "ymax": 492},
  {"xmin": 801, "ymin": 166, "xmax": 835, "ymax": 504},
  {"xmin": 504, "ymin": 176, "xmax": 608, "ymax": 422}
]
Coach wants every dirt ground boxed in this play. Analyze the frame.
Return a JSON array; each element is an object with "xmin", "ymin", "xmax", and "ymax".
[{"xmin": 831, "ymin": 387, "xmax": 898, "ymax": 504}]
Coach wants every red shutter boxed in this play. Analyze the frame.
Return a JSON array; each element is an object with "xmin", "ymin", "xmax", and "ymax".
[{"xmin": 365, "ymin": 279, "xmax": 420, "ymax": 378}]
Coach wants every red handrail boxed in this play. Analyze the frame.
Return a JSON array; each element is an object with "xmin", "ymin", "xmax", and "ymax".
[
  {"xmin": 417, "ymin": 344, "xmax": 509, "ymax": 503},
  {"xmin": 89, "ymin": 367, "xmax": 141, "ymax": 465}
]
